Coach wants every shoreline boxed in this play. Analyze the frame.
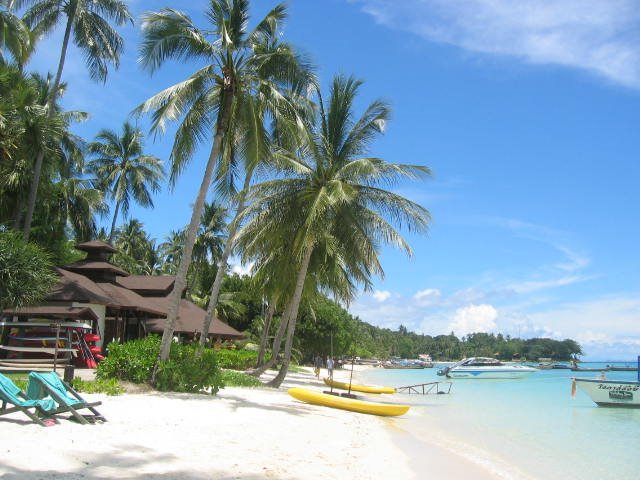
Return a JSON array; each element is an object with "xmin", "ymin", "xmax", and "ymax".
[{"xmin": 0, "ymin": 365, "xmax": 501, "ymax": 479}]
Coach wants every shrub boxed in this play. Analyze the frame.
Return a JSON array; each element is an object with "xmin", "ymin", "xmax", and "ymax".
[
  {"xmin": 215, "ymin": 349, "xmax": 260, "ymax": 370},
  {"xmin": 73, "ymin": 377, "xmax": 124, "ymax": 396},
  {"xmin": 156, "ymin": 343, "xmax": 223, "ymax": 394},
  {"xmin": 97, "ymin": 335, "xmax": 224, "ymax": 394},
  {"xmin": 97, "ymin": 336, "xmax": 159, "ymax": 383},
  {"xmin": 220, "ymin": 370, "xmax": 263, "ymax": 388}
]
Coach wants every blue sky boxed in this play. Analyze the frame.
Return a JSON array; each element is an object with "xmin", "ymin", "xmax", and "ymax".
[{"xmin": 27, "ymin": 0, "xmax": 640, "ymax": 359}]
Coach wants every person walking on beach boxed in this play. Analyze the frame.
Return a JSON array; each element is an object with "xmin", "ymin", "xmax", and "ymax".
[
  {"xmin": 313, "ymin": 355, "xmax": 322, "ymax": 378},
  {"xmin": 326, "ymin": 356, "xmax": 334, "ymax": 379}
]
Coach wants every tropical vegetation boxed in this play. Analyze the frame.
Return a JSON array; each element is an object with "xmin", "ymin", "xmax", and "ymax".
[{"xmin": 0, "ymin": 0, "xmax": 584, "ymax": 393}]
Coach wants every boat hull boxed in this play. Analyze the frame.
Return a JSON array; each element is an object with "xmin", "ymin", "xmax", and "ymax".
[
  {"xmin": 575, "ymin": 379, "xmax": 640, "ymax": 408},
  {"xmin": 447, "ymin": 367, "xmax": 536, "ymax": 379},
  {"xmin": 288, "ymin": 388, "xmax": 409, "ymax": 416},
  {"xmin": 323, "ymin": 378, "xmax": 396, "ymax": 394}
]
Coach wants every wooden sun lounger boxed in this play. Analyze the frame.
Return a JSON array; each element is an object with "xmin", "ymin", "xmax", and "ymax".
[{"xmin": 0, "ymin": 373, "xmax": 58, "ymax": 426}]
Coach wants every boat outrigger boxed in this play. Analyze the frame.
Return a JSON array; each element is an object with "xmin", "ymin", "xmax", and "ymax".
[{"xmin": 323, "ymin": 377, "xmax": 395, "ymax": 394}]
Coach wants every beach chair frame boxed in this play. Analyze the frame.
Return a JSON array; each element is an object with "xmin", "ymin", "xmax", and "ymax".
[
  {"xmin": 28, "ymin": 373, "xmax": 105, "ymax": 425},
  {"xmin": 0, "ymin": 374, "xmax": 59, "ymax": 426}
]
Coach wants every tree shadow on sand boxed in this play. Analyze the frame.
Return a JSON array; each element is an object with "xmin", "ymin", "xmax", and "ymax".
[{"xmin": 0, "ymin": 444, "xmax": 298, "ymax": 480}]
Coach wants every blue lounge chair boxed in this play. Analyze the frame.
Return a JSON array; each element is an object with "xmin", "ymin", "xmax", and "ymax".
[
  {"xmin": 0, "ymin": 372, "xmax": 58, "ymax": 426},
  {"xmin": 27, "ymin": 372, "xmax": 105, "ymax": 425}
]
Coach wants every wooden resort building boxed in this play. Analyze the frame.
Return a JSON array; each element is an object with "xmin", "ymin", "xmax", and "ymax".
[{"xmin": 0, "ymin": 240, "xmax": 243, "ymax": 371}]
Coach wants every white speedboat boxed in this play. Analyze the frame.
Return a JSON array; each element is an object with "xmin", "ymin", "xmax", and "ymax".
[{"xmin": 436, "ymin": 357, "xmax": 537, "ymax": 379}]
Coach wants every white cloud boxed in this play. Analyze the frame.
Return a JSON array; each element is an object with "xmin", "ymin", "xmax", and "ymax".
[
  {"xmin": 372, "ymin": 290, "xmax": 391, "ymax": 302},
  {"xmin": 577, "ymin": 330, "xmax": 613, "ymax": 344},
  {"xmin": 413, "ymin": 288, "xmax": 441, "ymax": 305},
  {"xmin": 356, "ymin": 0, "xmax": 640, "ymax": 89},
  {"xmin": 448, "ymin": 304, "xmax": 498, "ymax": 336},
  {"xmin": 506, "ymin": 275, "xmax": 588, "ymax": 294},
  {"xmin": 230, "ymin": 260, "xmax": 254, "ymax": 277}
]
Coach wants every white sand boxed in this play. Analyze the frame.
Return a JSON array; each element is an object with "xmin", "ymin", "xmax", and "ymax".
[{"xmin": 0, "ymin": 366, "xmax": 499, "ymax": 479}]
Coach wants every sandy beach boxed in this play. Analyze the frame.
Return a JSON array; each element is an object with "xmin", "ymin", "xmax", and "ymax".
[{"xmin": 0, "ymin": 366, "xmax": 498, "ymax": 479}]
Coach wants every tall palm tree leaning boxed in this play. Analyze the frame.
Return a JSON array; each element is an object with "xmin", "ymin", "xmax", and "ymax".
[
  {"xmin": 136, "ymin": 0, "xmax": 313, "ymax": 367},
  {"xmin": 87, "ymin": 121, "xmax": 164, "ymax": 243},
  {"xmin": 237, "ymin": 75, "xmax": 432, "ymax": 387},
  {"xmin": 19, "ymin": 0, "xmax": 133, "ymax": 240}
]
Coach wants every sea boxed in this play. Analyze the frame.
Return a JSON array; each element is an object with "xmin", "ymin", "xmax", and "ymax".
[{"xmin": 360, "ymin": 362, "xmax": 640, "ymax": 480}]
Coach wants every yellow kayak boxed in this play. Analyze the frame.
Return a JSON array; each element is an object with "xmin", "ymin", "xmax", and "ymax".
[
  {"xmin": 323, "ymin": 377, "xmax": 396, "ymax": 394},
  {"xmin": 288, "ymin": 387, "xmax": 410, "ymax": 417}
]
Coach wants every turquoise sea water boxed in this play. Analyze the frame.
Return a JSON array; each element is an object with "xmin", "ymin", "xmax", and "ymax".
[{"xmin": 361, "ymin": 362, "xmax": 640, "ymax": 480}]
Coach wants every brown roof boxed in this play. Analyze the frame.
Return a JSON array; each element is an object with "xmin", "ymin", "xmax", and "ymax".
[
  {"xmin": 47, "ymin": 268, "xmax": 114, "ymax": 304},
  {"xmin": 116, "ymin": 275, "xmax": 175, "ymax": 294},
  {"xmin": 2, "ymin": 306, "xmax": 99, "ymax": 321},
  {"xmin": 96, "ymin": 283, "xmax": 167, "ymax": 317},
  {"xmin": 145, "ymin": 298, "xmax": 244, "ymax": 339},
  {"xmin": 75, "ymin": 240, "xmax": 117, "ymax": 253},
  {"xmin": 65, "ymin": 261, "xmax": 129, "ymax": 277}
]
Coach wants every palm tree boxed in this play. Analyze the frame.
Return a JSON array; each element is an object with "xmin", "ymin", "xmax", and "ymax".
[
  {"xmin": 237, "ymin": 75, "xmax": 432, "ymax": 387},
  {"xmin": 87, "ymin": 121, "xmax": 164, "ymax": 243},
  {"xmin": 193, "ymin": 202, "xmax": 227, "ymax": 266},
  {"xmin": 0, "ymin": 67, "xmax": 91, "ymax": 238},
  {"xmin": 19, "ymin": 0, "xmax": 133, "ymax": 240},
  {"xmin": 0, "ymin": 0, "xmax": 29, "ymax": 64},
  {"xmin": 112, "ymin": 218, "xmax": 159, "ymax": 275},
  {"xmin": 137, "ymin": 0, "xmax": 314, "ymax": 363},
  {"xmin": 159, "ymin": 229, "xmax": 185, "ymax": 275}
]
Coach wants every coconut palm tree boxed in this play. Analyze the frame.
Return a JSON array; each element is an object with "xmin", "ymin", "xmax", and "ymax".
[
  {"xmin": 0, "ymin": 67, "xmax": 91, "ymax": 238},
  {"xmin": 137, "ymin": 0, "xmax": 314, "ymax": 363},
  {"xmin": 19, "ymin": 0, "xmax": 133, "ymax": 240},
  {"xmin": 237, "ymin": 75, "xmax": 432, "ymax": 387},
  {"xmin": 193, "ymin": 202, "xmax": 227, "ymax": 266},
  {"xmin": 159, "ymin": 229, "xmax": 185, "ymax": 275},
  {"xmin": 87, "ymin": 121, "xmax": 164, "ymax": 243},
  {"xmin": 0, "ymin": 0, "xmax": 29, "ymax": 64}
]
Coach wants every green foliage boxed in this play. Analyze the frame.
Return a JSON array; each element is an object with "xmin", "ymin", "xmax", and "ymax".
[
  {"xmin": 97, "ymin": 335, "xmax": 224, "ymax": 394},
  {"xmin": 214, "ymin": 349, "xmax": 259, "ymax": 370},
  {"xmin": 155, "ymin": 343, "xmax": 223, "ymax": 394},
  {"xmin": 220, "ymin": 370, "xmax": 263, "ymax": 388},
  {"xmin": 97, "ymin": 336, "xmax": 159, "ymax": 383},
  {"xmin": 72, "ymin": 377, "xmax": 124, "ymax": 396},
  {"xmin": 5, "ymin": 373, "xmax": 27, "ymax": 390},
  {"xmin": 0, "ymin": 230, "xmax": 57, "ymax": 310}
]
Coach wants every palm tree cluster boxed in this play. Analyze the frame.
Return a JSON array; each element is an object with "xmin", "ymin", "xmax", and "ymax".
[
  {"xmin": 0, "ymin": 0, "xmax": 432, "ymax": 388},
  {"xmin": 0, "ymin": 0, "xmax": 160, "ymax": 258}
]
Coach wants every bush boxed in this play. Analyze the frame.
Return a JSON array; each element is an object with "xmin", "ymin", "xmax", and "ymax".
[
  {"xmin": 215, "ymin": 349, "xmax": 260, "ymax": 370},
  {"xmin": 156, "ymin": 343, "xmax": 223, "ymax": 394},
  {"xmin": 97, "ymin": 336, "xmax": 159, "ymax": 383},
  {"xmin": 97, "ymin": 335, "xmax": 224, "ymax": 394},
  {"xmin": 73, "ymin": 377, "xmax": 124, "ymax": 396},
  {"xmin": 220, "ymin": 370, "xmax": 263, "ymax": 388}
]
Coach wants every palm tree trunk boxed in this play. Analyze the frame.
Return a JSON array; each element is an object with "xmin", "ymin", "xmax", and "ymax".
[
  {"xmin": 154, "ymin": 86, "xmax": 235, "ymax": 374},
  {"xmin": 250, "ymin": 295, "xmax": 293, "ymax": 376},
  {"xmin": 108, "ymin": 200, "xmax": 121, "ymax": 243},
  {"xmin": 267, "ymin": 245, "xmax": 313, "ymax": 388},
  {"xmin": 22, "ymin": 12, "xmax": 74, "ymax": 241},
  {"xmin": 199, "ymin": 173, "xmax": 252, "ymax": 346},
  {"xmin": 13, "ymin": 194, "xmax": 24, "ymax": 229},
  {"xmin": 256, "ymin": 300, "xmax": 276, "ymax": 367}
]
